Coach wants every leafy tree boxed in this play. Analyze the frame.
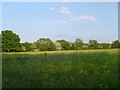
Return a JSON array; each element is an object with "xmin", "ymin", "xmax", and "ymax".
[
  {"xmin": 21, "ymin": 42, "xmax": 32, "ymax": 52},
  {"xmin": 36, "ymin": 38, "xmax": 56, "ymax": 51},
  {"xmin": 74, "ymin": 39, "xmax": 83, "ymax": 49},
  {"xmin": 82, "ymin": 43, "xmax": 89, "ymax": 49},
  {"xmin": 56, "ymin": 40, "xmax": 70, "ymax": 50},
  {"xmin": 31, "ymin": 43, "xmax": 40, "ymax": 52},
  {"xmin": 54, "ymin": 42, "xmax": 62, "ymax": 51},
  {"xmin": 97, "ymin": 43, "xmax": 103, "ymax": 49},
  {"xmin": 112, "ymin": 40, "xmax": 120, "ymax": 48},
  {"xmin": 1, "ymin": 30, "xmax": 115, "ymax": 52},
  {"xmin": 70, "ymin": 43, "xmax": 76, "ymax": 50},
  {"xmin": 102, "ymin": 43, "xmax": 111, "ymax": 49},
  {"xmin": 89, "ymin": 40, "xmax": 99, "ymax": 49},
  {"xmin": 2, "ymin": 30, "xmax": 21, "ymax": 52}
]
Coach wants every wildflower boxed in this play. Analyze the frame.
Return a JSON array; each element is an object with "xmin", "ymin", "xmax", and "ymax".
[
  {"xmin": 107, "ymin": 70, "xmax": 110, "ymax": 72},
  {"xmin": 81, "ymin": 70, "xmax": 83, "ymax": 72},
  {"xmin": 79, "ymin": 69, "xmax": 84, "ymax": 74}
]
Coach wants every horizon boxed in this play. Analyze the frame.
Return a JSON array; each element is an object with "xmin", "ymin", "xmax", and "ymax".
[
  {"xmin": 1, "ymin": 29, "xmax": 118, "ymax": 44},
  {"xmin": 2, "ymin": 2, "xmax": 118, "ymax": 43}
]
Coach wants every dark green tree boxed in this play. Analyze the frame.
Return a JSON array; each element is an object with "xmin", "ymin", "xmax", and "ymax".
[
  {"xmin": 74, "ymin": 39, "xmax": 83, "ymax": 50},
  {"xmin": 111, "ymin": 40, "xmax": 120, "ymax": 48},
  {"xmin": 82, "ymin": 43, "xmax": 89, "ymax": 49},
  {"xmin": 102, "ymin": 43, "xmax": 111, "ymax": 49},
  {"xmin": 89, "ymin": 40, "xmax": 98, "ymax": 49},
  {"xmin": 2, "ymin": 30, "xmax": 21, "ymax": 52},
  {"xmin": 21, "ymin": 42, "xmax": 32, "ymax": 52},
  {"xmin": 56, "ymin": 40, "xmax": 70, "ymax": 50},
  {"xmin": 36, "ymin": 38, "xmax": 56, "ymax": 51},
  {"xmin": 70, "ymin": 43, "xmax": 76, "ymax": 50}
]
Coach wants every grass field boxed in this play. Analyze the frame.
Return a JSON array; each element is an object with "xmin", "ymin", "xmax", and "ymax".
[{"xmin": 2, "ymin": 49, "xmax": 118, "ymax": 88}]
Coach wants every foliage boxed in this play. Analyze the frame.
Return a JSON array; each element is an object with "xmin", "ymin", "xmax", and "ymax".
[
  {"xmin": 21, "ymin": 42, "xmax": 33, "ymax": 52},
  {"xmin": 2, "ymin": 30, "xmax": 21, "ymax": 52},
  {"xmin": 89, "ymin": 40, "xmax": 99, "ymax": 49},
  {"xmin": 102, "ymin": 43, "xmax": 111, "ymax": 49},
  {"xmin": 111, "ymin": 40, "xmax": 120, "ymax": 48},
  {"xmin": 70, "ymin": 43, "xmax": 76, "ymax": 50},
  {"xmin": 1, "ymin": 30, "xmax": 120, "ymax": 52},
  {"xmin": 82, "ymin": 43, "xmax": 89, "ymax": 49},
  {"xmin": 54, "ymin": 42, "xmax": 62, "ymax": 51},
  {"xmin": 56, "ymin": 40, "xmax": 70, "ymax": 50},
  {"xmin": 74, "ymin": 39, "xmax": 83, "ymax": 49},
  {"xmin": 36, "ymin": 38, "xmax": 56, "ymax": 51}
]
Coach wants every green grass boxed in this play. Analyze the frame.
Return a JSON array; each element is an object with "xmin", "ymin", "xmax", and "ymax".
[{"xmin": 2, "ymin": 50, "xmax": 118, "ymax": 88}]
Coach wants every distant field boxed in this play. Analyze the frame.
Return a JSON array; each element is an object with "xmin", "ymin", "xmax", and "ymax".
[
  {"xmin": 2, "ymin": 49, "xmax": 118, "ymax": 54},
  {"xmin": 2, "ymin": 49, "xmax": 118, "ymax": 88}
]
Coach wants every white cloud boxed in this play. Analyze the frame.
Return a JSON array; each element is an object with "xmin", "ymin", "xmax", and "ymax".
[
  {"xmin": 60, "ymin": 6, "xmax": 74, "ymax": 18},
  {"xmin": 49, "ymin": 8, "xmax": 56, "ymax": 11},
  {"xmin": 60, "ymin": 7, "xmax": 72, "ymax": 15},
  {"xmin": 59, "ymin": 6, "xmax": 98, "ymax": 22},
  {"xmin": 49, "ymin": 6, "xmax": 98, "ymax": 24},
  {"xmin": 80, "ymin": 16, "xmax": 97, "ymax": 21},
  {"xmin": 70, "ymin": 16, "xmax": 98, "ymax": 22},
  {"xmin": 37, "ymin": 20, "xmax": 46, "ymax": 23},
  {"xmin": 55, "ymin": 20, "xmax": 67, "ymax": 24},
  {"xmin": 49, "ymin": 6, "xmax": 97, "ymax": 23}
]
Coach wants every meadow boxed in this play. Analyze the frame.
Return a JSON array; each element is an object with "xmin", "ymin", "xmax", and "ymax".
[{"xmin": 2, "ymin": 49, "xmax": 118, "ymax": 88}]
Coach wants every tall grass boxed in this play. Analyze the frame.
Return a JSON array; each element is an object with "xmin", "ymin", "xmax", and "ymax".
[{"xmin": 2, "ymin": 50, "xmax": 118, "ymax": 88}]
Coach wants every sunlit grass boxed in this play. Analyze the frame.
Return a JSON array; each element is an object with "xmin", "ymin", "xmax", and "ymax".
[
  {"xmin": 2, "ymin": 49, "xmax": 118, "ymax": 88},
  {"xmin": 2, "ymin": 49, "xmax": 118, "ymax": 55}
]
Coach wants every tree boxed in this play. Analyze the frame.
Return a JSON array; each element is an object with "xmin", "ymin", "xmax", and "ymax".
[
  {"xmin": 36, "ymin": 38, "xmax": 56, "ymax": 51},
  {"xmin": 112, "ymin": 40, "xmax": 120, "ymax": 48},
  {"xmin": 82, "ymin": 43, "xmax": 89, "ymax": 49},
  {"xmin": 54, "ymin": 42, "xmax": 62, "ymax": 51},
  {"xmin": 89, "ymin": 40, "xmax": 98, "ymax": 49},
  {"xmin": 70, "ymin": 43, "xmax": 76, "ymax": 50},
  {"xmin": 21, "ymin": 42, "xmax": 32, "ymax": 52},
  {"xmin": 102, "ymin": 43, "xmax": 111, "ymax": 49},
  {"xmin": 56, "ymin": 40, "xmax": 70, "ymax": 50},
  {"xmin": 74, "ymin": 39, "xmax": 83, "ymax": 49},
  {"xmin": 2, "ymin": 30, "xmax": 21, "ymax": 52},
  {"xmin": 111, "ymin": 40, "xmax": 120, "ymax": 48},
  {"xmin": 31, "ymin": 43, "xmax": 40, "ymax": 52}
]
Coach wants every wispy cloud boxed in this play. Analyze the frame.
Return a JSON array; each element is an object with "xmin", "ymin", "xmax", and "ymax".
[
  {"xmin": 49, "ymin": 7, "xmax": 56, "ymax": 11},
  {"xmin": 49, "ymin": 6, "xmax": 98, "ymax": 23},
  {"xmin": 70, "ymin": 16, "xmax": 98, "ymax": 22},
  {"xmin": 55, "ymin": 20, "xmax": 67, "ymax": 24},
  {"xmin": 37, "ymin": 20, "xmax": 46, "ymax": 23},
  {"xmin": 60, "ymin": 6, "xmax": 98, "ymax": 22},
  {"xmin": 60, "ymin": 7, "xmax": 72, "ymax": 15}
]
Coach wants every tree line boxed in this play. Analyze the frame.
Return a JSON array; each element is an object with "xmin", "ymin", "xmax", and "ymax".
[{"xmin": 0, "ymin": 30, "xmax": 120, "ymax": 52}]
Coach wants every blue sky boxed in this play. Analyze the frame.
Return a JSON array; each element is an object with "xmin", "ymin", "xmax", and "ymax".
[{"xmin": 2, "ymin": 2, "xmax": 118, "ymax": 43}]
